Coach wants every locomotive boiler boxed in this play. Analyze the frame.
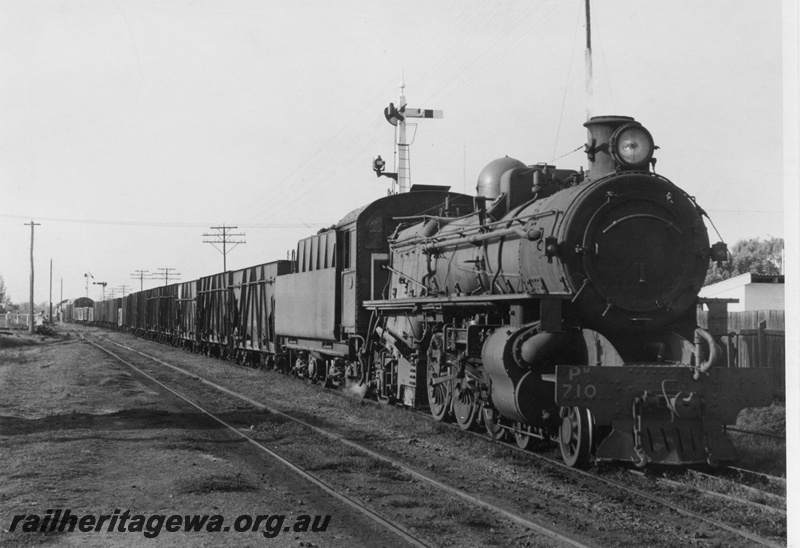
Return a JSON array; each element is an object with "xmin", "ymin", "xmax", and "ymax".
[
  {"xmin": 77, "ymin": 113, "xmax": 774, "ymax": 470},
  {"xmin": 365, "ymin": 115, "xmax": 773, "ymax": 467}
]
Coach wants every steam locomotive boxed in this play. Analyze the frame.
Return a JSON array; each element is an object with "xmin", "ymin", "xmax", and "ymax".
[{"xmin": 85, "ymin": 115, "xmax": 773, "ymax": 468}]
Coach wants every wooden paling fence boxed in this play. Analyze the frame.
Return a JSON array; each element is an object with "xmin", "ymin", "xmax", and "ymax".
[
  {"xmin": 0, "ymin": 313, "xmax": 31, "ymax": 329},
  {"xmin": 698, "ymin": 309, "xmax": 785, "ymax": 397}
]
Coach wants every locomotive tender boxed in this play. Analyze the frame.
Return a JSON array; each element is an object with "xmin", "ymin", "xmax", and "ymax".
[{"xmin": 85, "ymin": 115, "xmax": 772, "ymax": 468}]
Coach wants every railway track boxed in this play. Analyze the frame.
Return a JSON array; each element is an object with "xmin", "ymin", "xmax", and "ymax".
[
  {"xmin": 86, "ymin": 335, "xmax": 594, "ymax": 548},
  {"xmin": 626, "ymin": 470, "xmax": 785, "ymax": 517},
  {"xmin": 85, "ymin": 339, "xmax": 432, "ymax": 548},
  {"xmin": 326, "ymin": 370, "xmax": 788, "ymax": 529},
  {"xmin": 725, "ymin": 426, "xmax": 785, "ymax": 440},
  {"xmin": 82, "ymin": 329, "xmax": 786, "ymax": 547},
  {"xmin": 726, "ymin": 466, "xmax": 787, "ymax": 489},
  {"xmin": 413, "ymin": 395, "xmax": 786, "ymax": 546},
  {"xmin": 686, "ymin": 469, "xmax": 785, "ymax": 506}
]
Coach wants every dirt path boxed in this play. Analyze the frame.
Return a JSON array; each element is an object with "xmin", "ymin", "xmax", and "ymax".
[
  {"xmin": 0, "ymin": 333, "xmax": 411, "ymax": 547},
  {"xmin": 3, "ymin": 328, "xmax": 782, "ymax": 547}
]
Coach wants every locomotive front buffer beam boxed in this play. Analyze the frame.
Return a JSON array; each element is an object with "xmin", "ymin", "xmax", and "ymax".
[{"xmin": 555, "ymin": 365, "xmax": 774, "ymax": 467}]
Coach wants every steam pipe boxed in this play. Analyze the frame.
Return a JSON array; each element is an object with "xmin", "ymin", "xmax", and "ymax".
[{"xmin": 693, "ymin": 328, "xmax": 720, "ymax": 380}]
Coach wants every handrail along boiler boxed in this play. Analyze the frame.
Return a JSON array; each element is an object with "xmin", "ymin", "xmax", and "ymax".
[
  {"xmin": 82, "ymin": 115, "xmax": 773, "ymax": 469},
  {"xmin": 364, "ymin": 115, "xmax": 772, "ymax": 467}
]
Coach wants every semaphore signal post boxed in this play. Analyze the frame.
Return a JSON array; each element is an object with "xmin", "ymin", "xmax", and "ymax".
[{"xmin": 374, "ymin": 81, "xmax": 442, "ymax": 194}]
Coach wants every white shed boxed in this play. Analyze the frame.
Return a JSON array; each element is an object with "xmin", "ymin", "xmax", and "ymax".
[{"xmin": 699, "ymin": 273, "xmax": 784, "ymax": 312}]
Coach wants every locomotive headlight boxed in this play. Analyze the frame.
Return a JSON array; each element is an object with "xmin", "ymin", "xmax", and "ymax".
[{"xmin": 610, "ymin": 123, "xmax": 654, "ymax": 169}]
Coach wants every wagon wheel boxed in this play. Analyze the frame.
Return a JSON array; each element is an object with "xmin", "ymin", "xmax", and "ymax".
[
  {"xmin": 307, "ymin": 357, "xmax": 326, "ymax": 384},
  {"xmin": 325, "ymin": 359, "xmax": 343, "ymax": 389},
  {"xmin": 426, "ymin": 334, "xmax": 452, "ymax": 422},
  {"xmin": 558, "ymin": 406, "xmax": 593, "ymax": 468},
  {"xmin": 323, "ymin": 366, "xmax": 334, "ymax": 388},
  {"xmin": 275, "ymin": 354, "xmax": 289, "ymax": 374},
  {"xmin": 482, "ymin": 405, "xmax": 506, "ymax": 441},
  {"xmin": 452, "ymin": 377, "xmax": 480, "ymax": 431},
  {"xmin": 514, "ymin": 422, "xmax": 533, "ymax": 450}
]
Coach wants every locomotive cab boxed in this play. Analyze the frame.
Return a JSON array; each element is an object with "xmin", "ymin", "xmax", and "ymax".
[{"xmin": 275, "ymin": 187, "xmax": 474, "ymax": 392}]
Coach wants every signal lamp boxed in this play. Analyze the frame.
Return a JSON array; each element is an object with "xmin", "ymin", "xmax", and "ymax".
[
  {"xmin": 610, "ymin": 123, "xmax": 654, "ymax": 169},
  {"xmin": 373, "ymin": 155, "xmax": 397, "ymax": 181},
  {"xmin": 373, "ymin": 155, "xmax": 386, "ymax": 174}
]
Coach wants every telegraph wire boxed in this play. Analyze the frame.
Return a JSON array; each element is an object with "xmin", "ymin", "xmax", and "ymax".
[
  {"xmin": 0, "ymin": 213, "xmax": 324, "ymax": 229},
  {"xmin": 217, "ymin": 3, "xmax": 502, "ymax": 228},
  {"xmin": 214, "ymin": 2, "xmax": 534, "ymax": 230},
  {"xmin": 552, "ymin": 0, "xmax": 585, "ymax": 163}
]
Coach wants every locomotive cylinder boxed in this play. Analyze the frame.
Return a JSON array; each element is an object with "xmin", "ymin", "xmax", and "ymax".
[{"xmin": 482, "ymin": 326, "xmax": 585, "ymax": 423}]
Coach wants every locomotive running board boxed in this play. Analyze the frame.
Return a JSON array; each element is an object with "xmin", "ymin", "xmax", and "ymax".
[
  {"xmin": 555, "ymin": 365, "xmax": 774, "ymax": 466},
  {"xmin": 364, "ymin": 293, "xmax": 570, "ymax": 310}
]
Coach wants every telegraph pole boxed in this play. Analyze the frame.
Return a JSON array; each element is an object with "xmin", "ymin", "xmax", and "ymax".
[
  {"xmin": 153, "ymin": 267, "xmax": 181, "ymax": 286},
  {"xmin": 24, "ymin": 221, "xmax": 40, "ymax": 333},
  {"xmin": 131, "ymin": 270, "xmax": 149, "ymax": 291},
  {"xmin": 117, "ymin": 284, "xmax": 131, "ymax": 297},
  {"xmin": 203, "ymin": 224, "xmax": 246, "ymax": 272},
  {"xmin": 585, "ymin": 0, "xmax": 593, "ymax": 120},
  {"xmin": 49, "ymin": 259, "xmax": 52, "ymax": 323}
]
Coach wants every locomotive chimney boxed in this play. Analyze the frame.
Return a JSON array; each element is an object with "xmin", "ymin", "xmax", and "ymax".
[
  {"xmin": 583, "ymin": 115, "xmax": 655, "ymax": 183},
  {"xmin": 584, "ymin": 116, "xmax": 633, "ymax": 182}
]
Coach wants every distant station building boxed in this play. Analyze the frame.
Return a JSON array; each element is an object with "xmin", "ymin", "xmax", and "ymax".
[{"xmin": 699, "ymin": 273, "xmax": 784, "ymax": 312}]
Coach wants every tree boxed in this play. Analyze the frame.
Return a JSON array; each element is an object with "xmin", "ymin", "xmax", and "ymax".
[
  {"xmin": 15, "ymin": 301, "xmax": 48, "ymax": 314},
  {"xmin": 0, "ymin": 275, "xmax": 10, "ymax": 313},
  {"xmin": 704, "ymin": 237, "xmax": 783, "ymax": 286}
]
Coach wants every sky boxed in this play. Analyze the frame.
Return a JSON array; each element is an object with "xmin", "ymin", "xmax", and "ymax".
[{"xmin": 0, "ymin": 0, "xmax": 792, "ymax": 306}]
